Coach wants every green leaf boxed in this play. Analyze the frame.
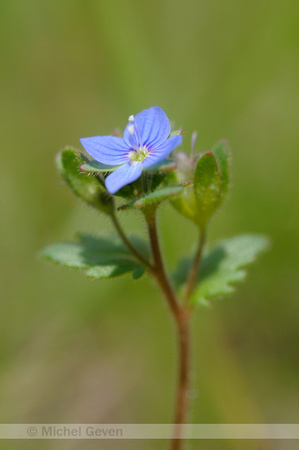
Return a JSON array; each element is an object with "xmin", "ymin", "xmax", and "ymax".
[
  {"xmin": 212, "ymin": 140, "xmax": 230, "ymax": 200},
  {"xmin": 40, "ymin": 233, "xmax": 148, "ymax": 280},
  {"xmin": 173, "ymin": 234, "xmax": 269, "ymax": 306},
  {"xmin": 143, "ymin": 160, "xmax": 177, "ymax": 193},
  {"xmin": 79, "ymin": 157, "xmax": 142, "ymax": 199},
  {"xmin": 193, "ymin": 152, "xmax": 222, "ymax": 227},
  {"xmin": 80, "ymin": 160, "xmax": 121, "ymax": 173},
  {"xmin": 118, "ymin": 185, "xmax": 187, "ymax": 210},
  {"xmin": 80, "ymin": 158, "xmax": 176, "ymax": 174},
  {"xmin": 57, "ymin": 148, "xmax": 114, "ymax": 214}
]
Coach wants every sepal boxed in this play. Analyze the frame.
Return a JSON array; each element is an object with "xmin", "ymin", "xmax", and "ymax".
[
  {"xmin": 57, "ymin": 148, "xmax": 114, "ymax": 215},
  {"xmin": 212, "ymin": 140, "xmax": 231, "ymax": 202},
  {"xmin": 118, "ymin": 185, "xmax": 188, "ymax": 211},
  {"xmin": 80, "ymin": 160, "xmax": 121, "ymax": 173},
  {"xmin": 169, "ymin": 138, "xmax": 231, "ymax": 227},
  {"xmin": 193, "ymin": 152, "xmax": 222, "ymax": 228}
]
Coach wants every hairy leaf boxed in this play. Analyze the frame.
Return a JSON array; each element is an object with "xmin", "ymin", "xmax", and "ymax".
[
  {"xmin": 80, "ymin": 160, "xmax": 121, "ymax": 173},
  {"xmin": 212, "ymin": 140, "xmax": 230, "ymax": 200},
  {"xmin": 40, "ymin": 233, "xmax": 148, "ymax": 280},
  {"xmin": 57, "ymin": 148, "xmax": 113, "ymax": 214},
  {"xmin": 119, "ymin": 185, "xmax": 186, "ymax": 210},
  {"xmin": 173, "ymin": 234, "xmax": 269, "ymax": 305},
  {"xmin": 193, "ymin": 152, "xmax": 222, "ymax": 227}
]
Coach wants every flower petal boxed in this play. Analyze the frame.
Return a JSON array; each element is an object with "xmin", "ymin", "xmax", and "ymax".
[
  {"xmin": 105, "ymin": 162, "xmax": 143, "ymax": 194},
  {"xmin": 80, "ymin": 136, "xmax": 130, "ymax": 165},
  {"xmin": 142, "ymin": 135, "xmax": 183, "ymax": 168},
  {"xmin": 124, "ymin": 106, "xmax": 171, "ymax": 148}
]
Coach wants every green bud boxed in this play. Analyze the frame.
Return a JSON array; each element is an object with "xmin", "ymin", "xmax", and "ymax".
[
  {"xmin": 169, "ymin": 152, "xmax": 197, "ymax": 222},
  {"xmin": 193, "ymin": 152, "xmax": 222, "ymax": 227},
  {"xmin": 56, "ymin": 148, "xmax": 114, "ymax": 215},
  {"xmin": 169, "ymin": 138, "xmax": 231, "ymax": 228},
  {"xmin": 212, "ymin": 140, "xmax": 230, "ymax": 203}
]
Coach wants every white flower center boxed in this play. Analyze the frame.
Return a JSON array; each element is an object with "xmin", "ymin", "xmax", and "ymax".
[{"xmin": 129, "ymin": 147, "xmax": 149, "ymax": 162}]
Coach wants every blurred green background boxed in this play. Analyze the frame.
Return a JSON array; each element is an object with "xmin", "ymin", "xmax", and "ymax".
[{"xmin": 1, "ymin": 0, "xmax": 298, "ymax": 449}]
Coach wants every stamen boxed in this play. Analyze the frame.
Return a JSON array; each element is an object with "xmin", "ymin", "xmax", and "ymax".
[
  {"xmin": 127, "ymin": 116, "xmax": 142, "ymax": 150},
  {"xmin": 133, "ymin": 122, "xmax": 142, "ymax": 149},
  {"xmin": 127, "ymin": 124, "xmax": 137, "ymax": 149}
]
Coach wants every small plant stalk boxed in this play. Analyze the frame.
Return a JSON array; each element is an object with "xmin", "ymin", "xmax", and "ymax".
[
  {"xmin": 172, "ymin": 308, "xmax": 191, "ymax": 450},
  {"xmin": 146, "ymin": 212, "xmax": 200, "ymax": 450},
  {"xmin": 111, "ymin": 211, "xmax": 153, "ymax": 268},
  {"xmin": 184, "ymin": 228, "xmax": 206, "ymax": 305}
]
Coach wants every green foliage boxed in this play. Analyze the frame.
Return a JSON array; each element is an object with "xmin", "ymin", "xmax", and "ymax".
[
  {"xmin": 144, "ymin": 160, "xmax": 178, "ymax": 193},
  {"xmin": 119, "ymin": 185, "xmax": 186, "ymax": 210},
  {"xmin": 173, "ymin": 234, "xmax": 269, "ymax": 306},
  {"xmin": 193, "ymin": 152, "xmax": 222, "ymax": 228},
  {"xmin": 212, "ymin": 140, "xmax": 230, "ymax": 201},
  {"xmin": 57, "ymin": 148, "xmax": 114, "ymax": 215},
  {"xmin": 80, "ymin": 160, "xmax": 121, "ymax": 173},
  {"xmin": 169, "ymin": 168, "xmax": 197, "ymax": 222},
  {"xmin": 40, "ymin": 233, "xmax": 148, "ymax": 280},
  {"xmin": 80, "ymin": 158, "xmax": 176, "ymax": 174},
  {"xmin": 170, "ymin": 143, "xmax": 231, "ymax": 228}
]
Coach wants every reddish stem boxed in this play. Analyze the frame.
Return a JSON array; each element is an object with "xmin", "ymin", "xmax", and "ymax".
[{"xmin": 146, "ymin": 214, "xmax": 191, "ymax": 450}]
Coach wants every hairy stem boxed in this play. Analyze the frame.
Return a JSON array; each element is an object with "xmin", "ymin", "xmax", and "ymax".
[
  {"xmin": 146, "ymin": 215, "xmax": 181, "ymax": 317},
  {"xmin": 146, "ymin": 213, "xmax": 191, "ymax": 450},
  {"xmin": 172, "ymin": 309, "xmax": 191, "ymax": 450},
  {"xmin": 111, "ymin": 212, "xmax": 152, "ymax": 268},
  {"xmin": 184, "ymin": 228, "xmax": 206, "ymax": 305}
]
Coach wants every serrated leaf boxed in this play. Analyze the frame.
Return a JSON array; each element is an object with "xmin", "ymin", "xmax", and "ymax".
[
  {"xmin": 193, "ymin": 152, "xmax": 222, "ymax": 227},
  {"xmin": 80, "ymin": 160, "xmax": 121, "ymax": 173},
  {"xmin": 212, "ymin": 140, "xmax": 230, "ymax": 200},
  {"xmin": 119, "ymin": 185, "xmax": 186, "ymax": 210},
  {"xmin": 40, "ymin": 233, "xmax": 148, "ymax": 280},
  {"xmin": 57, "ymin": 148, "xmax": 114, "ymax": 214},
  {"xmin": 172, "ymin": 234, "xmax": 269, "ymax": 305}
]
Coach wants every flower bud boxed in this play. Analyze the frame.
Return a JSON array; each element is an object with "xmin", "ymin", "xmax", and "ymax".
[
  {"xmin": 170, "ymin": 138, "xmax": 230, "ymax": 228},
  {"xmin": 56, "ymin": 148, "xmax": 114, "ymax": 215}
]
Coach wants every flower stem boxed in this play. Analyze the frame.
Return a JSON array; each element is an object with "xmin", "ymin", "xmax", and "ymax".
[
  {"xmin": 146, "ymin": 214, "xmax": 181, "ymax": 317},
  {"xmin": 111, "ymin": 212, "xmax": 152, "ymax": 269},
  {"xmin": 146, "ymin": 213, "xmax": 191, "ymax": 450},
  {"xmin": 172, "ymin": 309, "xmax": 190, "ymax": 450},
  {"xmin": 184, "ymin": 228, "xmax": 206, "ymax": 305}
]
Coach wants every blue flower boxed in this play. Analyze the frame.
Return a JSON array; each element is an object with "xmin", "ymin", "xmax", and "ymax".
[{"xmin": 80, "ymin": 106, "xmax": 183, "ymax": 194}]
